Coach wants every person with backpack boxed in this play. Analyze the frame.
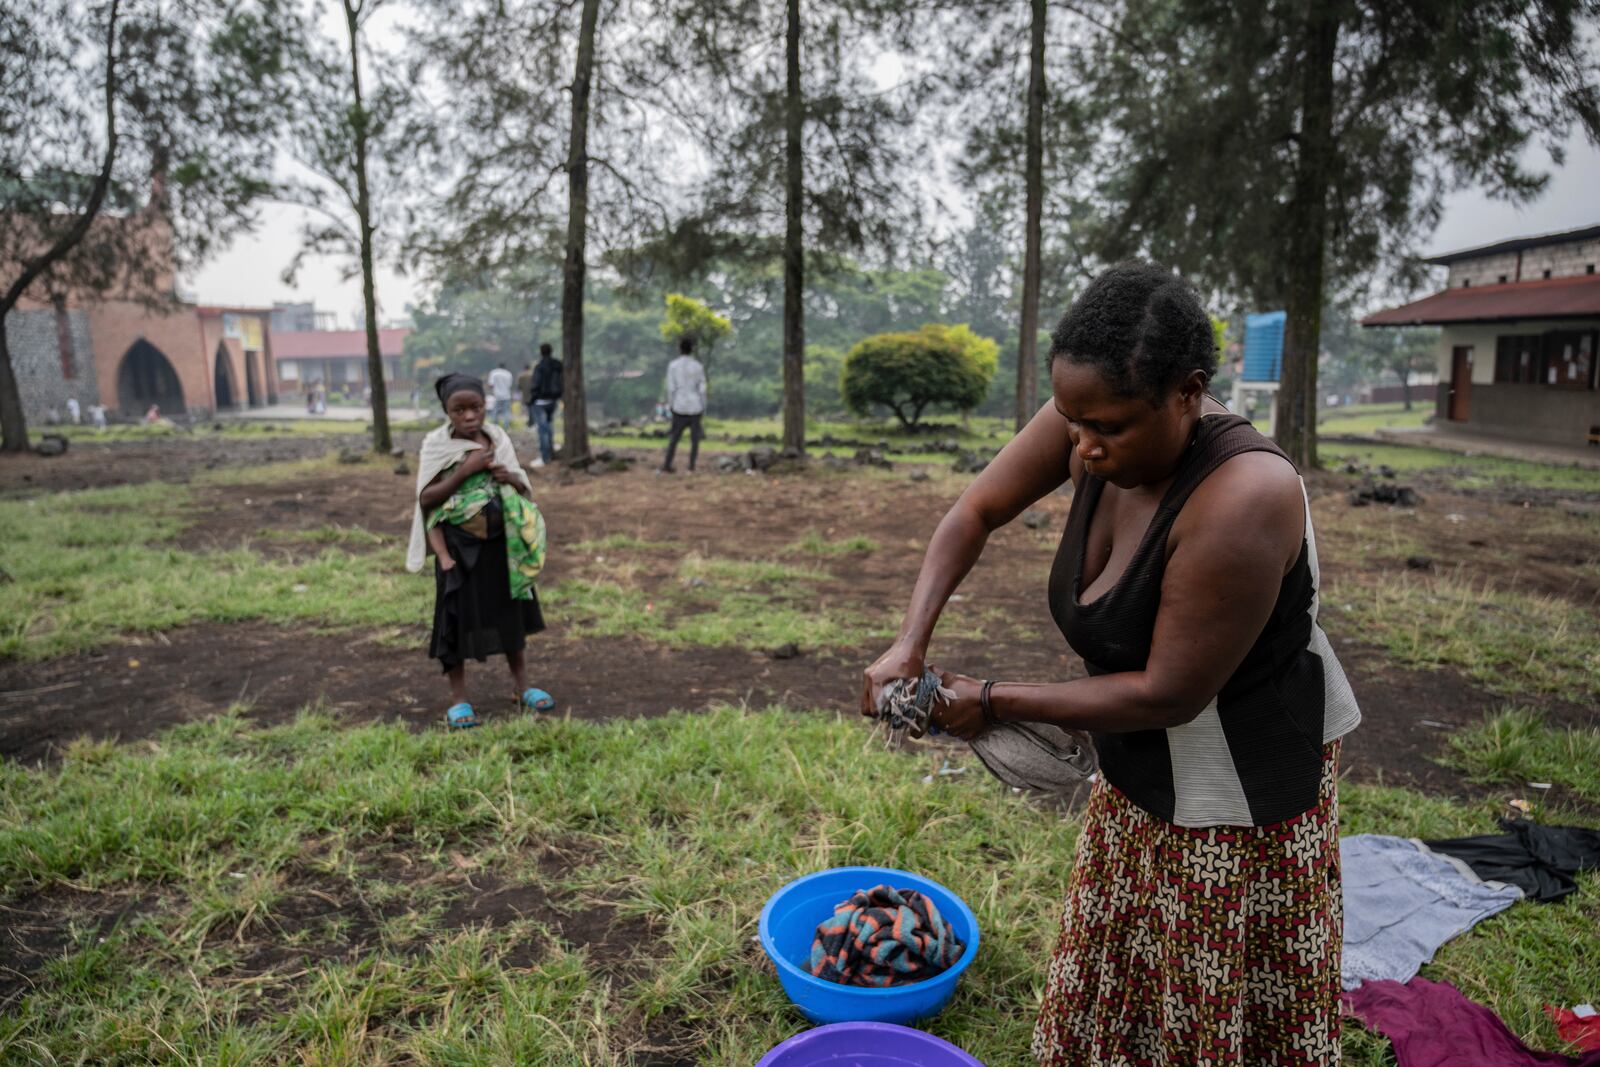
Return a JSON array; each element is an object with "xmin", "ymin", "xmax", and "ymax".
[{"xmin": 528, "ymin": 342, "xmax": 563, "ymax": 466}]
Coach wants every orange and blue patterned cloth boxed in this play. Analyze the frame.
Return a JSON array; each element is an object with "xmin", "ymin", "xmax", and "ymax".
[{"xmin": 807, "ymin": 884, "xmax": 965, "ymax": 988}]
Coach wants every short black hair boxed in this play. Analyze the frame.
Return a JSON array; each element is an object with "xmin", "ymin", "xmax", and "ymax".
[
  {"xmin": 1048, "ymin": 261, "xmax": 1217, "ymax": 402},
  {"xmin": 678, "ymin": 337, "xmax": 694, "ymax": 355},
  {"xmin": 539, "ymin": 342, "xmax": 553, "ymax": 357}
]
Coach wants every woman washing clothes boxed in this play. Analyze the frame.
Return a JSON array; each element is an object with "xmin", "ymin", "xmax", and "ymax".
[
  {"xmin": 861, "ymin": 262, "xmax": 1360, "ymax": 1065},
  {"xmin": 407, "ymin": 372, "xmax": 553, "ymax": 729}
]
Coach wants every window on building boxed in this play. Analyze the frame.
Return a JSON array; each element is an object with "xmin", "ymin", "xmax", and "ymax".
[
  {"xmin": 1494, "ymin": 335, "xmax": 1543, "ymax": 384},
  {"xmin": 1462, "ymin": 279, "xmax": 1471, "ymax": 288},
  {"xmin": 1588, "ymin": 264, "xmax": 1595, "ymax": 274},
  {"xmin": 279, "ymin": 360, "xmax": 300, "ymax": 382},
  {"xmin": 1544, "ymin": 330, "xmax": 1596, "ymax": 391},
  {"xmin": 1542, "ymin": 269, "xmax": 1552, "ymax": 279},
  {"xmin": 1497, "ymin": 275, "xmax": 1508, "ymax": 284}
]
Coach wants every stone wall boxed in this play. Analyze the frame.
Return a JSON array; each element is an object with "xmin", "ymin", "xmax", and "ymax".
[
  {"xmin": 1444, "ymin": 238, "xmax": 1600, "ymax": 288},
  {"xmin": 3, "ymin": 307, "xmax": 100, "ymax": 424}
]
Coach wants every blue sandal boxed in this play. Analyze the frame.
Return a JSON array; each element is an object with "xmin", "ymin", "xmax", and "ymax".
[
  {"xmin": 446, "ymin": 702, "xmax": 480, "ymax": 729},
  {"xmin": 521, "ymin": 688, "xmax": 555, "ymax": 713}
]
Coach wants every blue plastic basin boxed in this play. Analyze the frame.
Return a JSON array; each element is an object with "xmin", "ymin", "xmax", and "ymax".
[
  {"xmin": 758, "ymin": 866, "xmax": 979, "ymax": 1026},
  {"xmin": 756, "ymin": 1021, "xmax": 985, "ymax": 1066}
]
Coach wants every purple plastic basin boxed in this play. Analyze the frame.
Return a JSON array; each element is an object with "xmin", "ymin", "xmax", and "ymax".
[{"xmin": 755, "ymin": 1022, "xmax": 985, "ymax": 1067}]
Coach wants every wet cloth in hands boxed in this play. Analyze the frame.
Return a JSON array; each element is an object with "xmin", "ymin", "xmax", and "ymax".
[
  {"xmin": 1425, "ymin": 819, "xmax": 1600, "ymax": 904},
  {"xmin": 1344, "ymin": 978, "xmax": 1600, "ymax": 1067},
  {"xmin": 873, "ymin": 668, "xmax": 1096, "ymax": 793},
  {"xmin": 807, "ymin": 885, "xmax": 964, "ymax": 988},
  {"xmin": 1341, "ymin": 834, "xmax": 1523, "ymax": 990}
]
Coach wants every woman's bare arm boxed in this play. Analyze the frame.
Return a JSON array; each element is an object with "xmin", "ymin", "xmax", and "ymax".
[
  {"xmin": 933, "ymin": 452, "xmax": 1306, "ymax": 736},
  {"xmin": 860, "ymin": 402, "xmax": 1076, "ymax": 713}
]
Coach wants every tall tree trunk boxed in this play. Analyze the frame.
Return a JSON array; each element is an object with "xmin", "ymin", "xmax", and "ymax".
[
  {"xmin": 781, "ymin": 0, "xmax": 806, "ymax": 454},
  {"xmin": 1274, "ymin": 1, "xmax": 1339, "ymax": 469},
  {"xmin": 1395, "ymin": 364, "xmax": 1412, "ymax": 410},
  {"xmin": 0, "ymin": 323, "xmax": 26, "ymax": 453},
  {"xmin": 344, "ymin": 0, "xmax": 391, "ymax": 454},
  {"xmin": 0, "ymin": 0, "xmax": 121, "ymax": 453},
  {"xmin": 1015, "ymin": 0, "xmax": 1046, "ymax": 431},
  {"xmin": 561, "ymin": 0, "xmax": 601, "ymax": 464}
]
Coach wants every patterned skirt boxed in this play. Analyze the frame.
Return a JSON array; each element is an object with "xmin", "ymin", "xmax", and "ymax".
[{"xmin": 1033, "ymin": 742, "xmax": 1342, "ymax": 1066}]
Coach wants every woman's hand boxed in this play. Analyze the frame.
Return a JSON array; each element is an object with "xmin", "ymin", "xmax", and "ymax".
[
  {"xmin": 860, "ymin": 641, "xmax": 926, "ymax": 720},
  {"xmin": 460, "ymin": 447, "xmax": 494, "ymax": 476},
  {"xmin": 928, "ymin": 667, "xmax": 986, "ymax": 741}
]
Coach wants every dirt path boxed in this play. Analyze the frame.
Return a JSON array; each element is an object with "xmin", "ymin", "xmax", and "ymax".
[{"xmin": 4, "ymin": 445, "xmax": 1595, "ymax": 809}]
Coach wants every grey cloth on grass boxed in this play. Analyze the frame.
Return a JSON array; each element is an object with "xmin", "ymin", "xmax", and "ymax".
[
  {"xmin": 874, "ymin": 669, "xmax": 1097, "ymax": 793},
  {"xmin": 1341, "ymin": 834, "xmax": 1524, "ymax": 991}
]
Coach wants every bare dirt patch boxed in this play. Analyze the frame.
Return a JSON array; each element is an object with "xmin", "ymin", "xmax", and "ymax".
[
  {"xmin": 0, "ymin": 432, "xmax": 375, "ymax": 498},
  {"xmin": 5, "ymin": 447, "xmax": 1596, "ymax": 807},
  {"xmin": 0, "ymin": 885, "xmax": 153, "ymax": 1011}
]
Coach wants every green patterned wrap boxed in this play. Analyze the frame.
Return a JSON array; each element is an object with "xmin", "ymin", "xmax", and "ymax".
[{"xmin": 426, "ymin": 470, "xmax": 546, "ymax": 599}]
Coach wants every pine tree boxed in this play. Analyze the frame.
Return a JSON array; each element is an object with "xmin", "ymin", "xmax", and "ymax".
[
  {"xmin": 278, "ymin": 0, "xmax": 422, "ymax": 454},
  {"xmin": 646, "ymin": 0, "xmax": 922, "ymax": 454},
  {"xmin": 411, "ymin": 0, "xmax": 691, "ymax": 465},
  {"xmin": 1072, "ymin": 0, "xmax": 1600, "ymax": 467},
  {"xmin": 0, "ymin": 0, "xmax": 284, "ymax": 451}
]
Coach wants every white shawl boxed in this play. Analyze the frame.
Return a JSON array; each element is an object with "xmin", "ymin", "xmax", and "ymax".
[{"xmin": 405, "ymin": 421, "xmax": 532, "ymax": 573}]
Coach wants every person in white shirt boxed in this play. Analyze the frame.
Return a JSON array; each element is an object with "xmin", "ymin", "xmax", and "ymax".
[
  {"xmin": 65, "ymin": 397, "xmax": 81, "ymax": 424},
  {"xmin": 486, "ymin": 362, "xmax": 515, "ymax": 430},
  {"xmin": 661, "ymin": 337, "xmax": 707, "ymax": 473}
]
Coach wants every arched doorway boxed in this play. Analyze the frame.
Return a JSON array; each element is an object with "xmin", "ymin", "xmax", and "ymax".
[
  {"xmin": 214, "ymin": 345, "xmax": 238, "ymax": 409},
  {"xmin": 117, "ymin": 341, "xmax": 185, "ymax": 416}
]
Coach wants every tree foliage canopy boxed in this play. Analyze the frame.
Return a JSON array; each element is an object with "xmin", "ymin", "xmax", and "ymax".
[
  {"xmin": 841, "ymin": 322, "xmax": 997, "ymax": 427},
  {"xmin": 659, "ymin": 294, "xmax": 732, "ymax": 356},
  {"xmin": 1, "ymin": 0, "xmax": 286, "ymax": 303},
  {"xmin": 1070, "ymin": 0, "xmax": 1600, "ymax": 308}
]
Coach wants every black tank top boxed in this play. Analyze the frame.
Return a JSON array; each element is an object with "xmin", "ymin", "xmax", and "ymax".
[{"xmin": 1048, "ymin": 413, "xmax": 1360, "ymax": 827}]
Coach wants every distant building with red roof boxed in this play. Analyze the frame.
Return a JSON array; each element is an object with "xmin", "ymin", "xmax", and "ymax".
[
  {"xmin": 269, "ymin": 326, "xmax": 412, "ymax": 396},
  {"xmin": 1364, "ymin": 224, "xmax": 1600, "ymax": 448}
]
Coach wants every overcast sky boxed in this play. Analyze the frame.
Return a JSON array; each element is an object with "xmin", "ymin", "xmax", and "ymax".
[{"xmin": 186, "ymin": 127, "xmax": 1599, "ymax": 328}]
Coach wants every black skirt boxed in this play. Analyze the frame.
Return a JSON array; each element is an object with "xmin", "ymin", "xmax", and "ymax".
[{"xmin": 428, "ymin": 505, "xmax": 545, "ymax": 671}]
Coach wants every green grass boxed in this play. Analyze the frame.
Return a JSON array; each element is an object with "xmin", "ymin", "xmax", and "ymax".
[
  {"xmin": 542, "ymin": 575, "xmax": 873, "ymax": 651},
  {"xmin": 1322, "ymin": 441, "xmax": 1600, "ymax": 492},
  {"xmin": 785, "ymin": 529, "xmax": 879, "ymax": 556},
  {"xmin": 0, "ymin": 479, "xmax": 426, "ymax": 660},
  {"xmin": 1318, "ymin": 402, "xmax": 1431, "ymax": 436},
  {"xmin": 569, "ymin": 533, "xmax": 678, "ymax": 555},
  {"xmin": 259, "ymin": 524, "xmax": 395, "ymax": 548},
  {"xmin": 45, "ymin": 419, "xmax": 384, "ymax": 442},
  {"xmin": 1325, "ymin": 571, "xmax": 1600, "ymax": 705},
  {"xmin": 1443, "ymin": 707, "xmax": 1600, "ymax": 805},
  {"xmin": 0, "ymin": 708, "xmax": 1592, "ymax": 1064},
  {"xmin": 591, "ymin": 415, "xmax": 1014, "ymax": 462}
]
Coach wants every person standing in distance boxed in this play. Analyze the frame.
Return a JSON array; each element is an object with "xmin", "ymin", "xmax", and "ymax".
[
  {"xmin": 486, "ymin": 361, "xmax": 515, "ymax": 431},
  {"xmin": 660, "ymin": 337, "xmax": 706, "ymax": 474},
  {"xmin": 517, "ymin": 360, "xmax": 535, "ymax": 428},
  {"xmin": 528, "ymin": 343, "xmax": 563, "ymax": 466}
]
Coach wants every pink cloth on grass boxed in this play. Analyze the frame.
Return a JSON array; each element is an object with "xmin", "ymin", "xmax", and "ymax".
[{"xmin": 1344, "ymin": 979, "xmax": 1600, "ymax": 1067}]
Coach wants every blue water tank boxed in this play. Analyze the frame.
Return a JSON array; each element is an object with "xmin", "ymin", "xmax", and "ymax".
[{"xmin": 1242, "ymin": 311, "xmax": 1286, "ymax": 382}]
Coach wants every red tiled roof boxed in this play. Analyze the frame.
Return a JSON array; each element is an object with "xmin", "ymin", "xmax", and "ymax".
[
  {"xmin": 269, "ymin": 328, "xmax": 410, "ymax": 358},
  {"xmin": 195, "ymin": 305, "xmax": 274, "ymax": 316},
  {"xmin": 1362, "ymin": 274, "xmax": 1600, "ymax": 326}
]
